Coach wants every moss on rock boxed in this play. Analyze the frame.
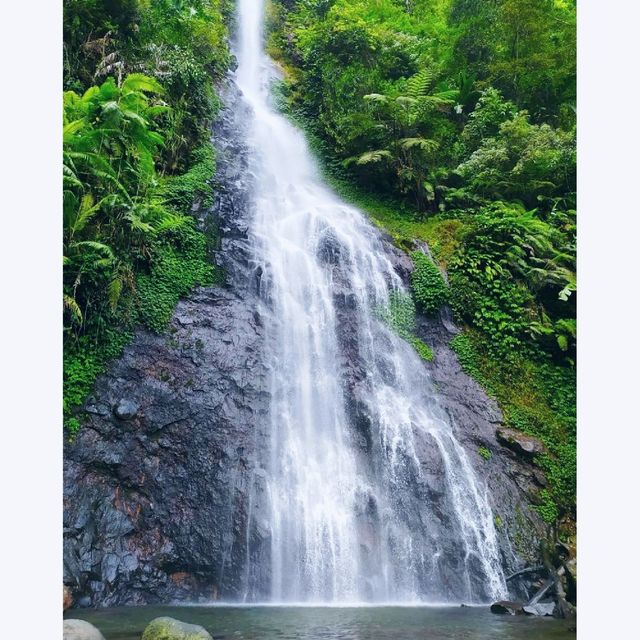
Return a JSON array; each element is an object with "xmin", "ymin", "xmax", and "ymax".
[{"xmin": 141, "ymin": 617, "xmax": 213, "ymax": 640}]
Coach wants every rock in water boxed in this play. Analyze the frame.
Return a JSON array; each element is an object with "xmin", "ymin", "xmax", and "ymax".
[
  {"xmin": 142, "ymin": 617, "xmax": 213, "ymax": 640},
  {"xmin": 63, "ymin": 619, "xmax": 105, "ymax": 640},
  {"xmin": 490, "ymin": 601, "xmax": 525, "ymax": 615},
  {"xmin": 523, "ymin": 602, "xmax": 555, "ymax": 616}
]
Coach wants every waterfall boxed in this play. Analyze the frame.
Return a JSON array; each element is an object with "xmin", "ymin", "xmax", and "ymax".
[{"xmin": 234, "ymin": 0, "xmax": 507, "ymax": 604}]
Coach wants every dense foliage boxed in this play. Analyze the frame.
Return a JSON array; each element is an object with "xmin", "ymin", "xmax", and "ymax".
[
  {"xmin": 410, "ymin": 251, "xmax": 449, "ymax": 316},
  {"xmin": 377, "ymin": 292, "xmax": 434, "ymax": 361},
  {"xmin": 63, "ymin": 0, "xmax": 232, "ymax": 433},
  {"xmin": 269, "ymin": 0, "xmax": 576, "ymax": 528}
]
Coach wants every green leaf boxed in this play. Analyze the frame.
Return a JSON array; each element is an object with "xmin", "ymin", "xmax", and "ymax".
[{"xmin": 121, "ymin": 73, "xmax": 165, "ymax": 95}]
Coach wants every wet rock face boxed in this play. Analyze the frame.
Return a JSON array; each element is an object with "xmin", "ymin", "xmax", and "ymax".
[
  {"xmin": 64, "ymin": 290, "xmax": 271, "ymax": 606},
  {"xmin": 415, "ymin": 310, "xmax": 548, "ymax": 597}
]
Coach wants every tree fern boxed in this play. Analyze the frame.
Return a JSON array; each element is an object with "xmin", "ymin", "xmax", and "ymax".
[
  {"xmin": 399, "ymin": 137, "xmax": 439, "ymax": 154},
  {"xmin": 356, "ymin": 149, "xmax": 393, "ymax": 165}
]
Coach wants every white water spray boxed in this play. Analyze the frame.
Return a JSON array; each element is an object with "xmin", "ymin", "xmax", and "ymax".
[{"xmin": 234, "ymin": 0, "xmax": 507, "ymax": 604}]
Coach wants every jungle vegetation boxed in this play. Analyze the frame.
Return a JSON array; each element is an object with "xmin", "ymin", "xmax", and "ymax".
[{"xmin": 63, "ymin": 0, "xmax": 233, "ymax": 434}]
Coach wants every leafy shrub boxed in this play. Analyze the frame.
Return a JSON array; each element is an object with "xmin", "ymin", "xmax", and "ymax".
[
  {"xmin": 478, "ymin": 446, "xmax": 492, "ymax": 461},
  {"xmin": 456, "ymin": 112, "xmax": 576, "ymax": 207},
  {"xmin": 410, "ymin": 251, "xmax": 449, "ymax": 315},
  {"xmin": 447, "ymin": 203, "xmax": 575, "ymax": 360},
  {"xmin": 460, "ymin": 88, "xmax": 517, "ymax": 154}
]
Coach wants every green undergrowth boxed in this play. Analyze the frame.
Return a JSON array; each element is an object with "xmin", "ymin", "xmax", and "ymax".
[
  {"xmin": 410, "ymin": 251, "xmax": 449, "ymax": 315},
  {"xmin": 161, "ymin": 144, "xmax": 217, "ymax": 215},
  {"xmin": 136, "ymin": 224, "xmax": 219, "ymax": 333},
  {"xmin": 450, "ymin": 331, "xmax": 576, "ymax": 526},
  {"xmin": 64, "ymin": 329, "xmax": 134, "ymax": 435},
  {"xmin": 377, "ymin": 292, "xmax": 434, "ymax": 362},
  {"xmin": 478, "ymin": 446, "xmax": 492, "ymax": 461},
  {"xmin": 64, "ymin": 221, "xmax": 219, "ymax": 435}
]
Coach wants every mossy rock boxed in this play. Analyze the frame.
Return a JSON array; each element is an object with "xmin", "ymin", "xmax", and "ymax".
[{"xmin": 141, "ymin": 617, "xmax": 213, "ymax": 640}]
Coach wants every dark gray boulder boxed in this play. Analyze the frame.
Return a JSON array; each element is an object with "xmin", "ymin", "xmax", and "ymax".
[
  {"xmin": 490, "ymin": 601, "xmax": 524, "ymax": 615},
  {"xmin": 113, "ymin": 398, "xmax": 139, "ymax": 420}
]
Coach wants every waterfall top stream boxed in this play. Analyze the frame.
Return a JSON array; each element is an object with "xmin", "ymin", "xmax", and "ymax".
[{"xmin": 235, "ymin": 0, "xmax": 507, "ymax": 604}]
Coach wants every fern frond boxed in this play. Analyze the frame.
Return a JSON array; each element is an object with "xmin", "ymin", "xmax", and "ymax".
[
  {"xmin": 356, "ymin": 150, "xmax": 393, "ymax": 165},
  {"xmin": 406, "ymin": 69, "xmax": 434, "ymax": 98},
  {"xmin": 399, "ymin": 137, "xmax": 439, "ymax": 154},
  {"xmin": 432, "ymin": 89, "xmax": 459, "ymax": 102},
  {"xmin": 63, "ymin": 294, "xmax": 83, "ymax": 325},
  {"xmin": 63, "ymin": 119, "xmax": 85, "ymax": 142},
  {"xmin": 108, "ymin": 276, "xmax": 123, "ymax": 311},
  {"xmin": 363, "ymin": 93, "xmax": 390, "ymax": 103},
  {"xmin": 395, "ymin": 96, "xmax": 418, "ymax": 108},
  {"xmin": 71, "ymin": 240, "xmax": 115, "ymax": 260},
  {"xmin": 121, "ymin": 73, "xmax": 165, "ymax": 95},
  {"xmin": 416, "ymin": 95, "xmax": 456, "ymax": 110},
  {"xmin": 122, "ymin": 109, "xmax": 148, "ymax": 126},
  {"xmin": 155, "ymin": 212, "xmax": 188, "ymax": 232}
]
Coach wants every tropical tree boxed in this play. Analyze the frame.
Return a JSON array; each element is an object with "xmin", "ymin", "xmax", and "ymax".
[{"xmin": 347, "ymin": 69, "xmax": 458, "ymax": 210}]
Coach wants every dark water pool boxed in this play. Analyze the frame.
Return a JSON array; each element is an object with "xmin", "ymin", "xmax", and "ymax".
[{"xmin": 65, "ymin": 604, "xmax": 576, "ymax": 639}]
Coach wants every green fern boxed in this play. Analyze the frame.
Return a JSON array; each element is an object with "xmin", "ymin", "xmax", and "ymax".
[
  {"xmin": 355, "ymin": 150, "xmax": 393, "ymax": 165},
  {"xmin": 63, "ymin": 294, "xmax": 83, "ymax": 326},
  {"xmin": 406, "ymin": 68, "xmax": 434, "ymax": 98},
  {"xmin": 399, "ymin": 137, "xmax": 439, "ymax": 154},
  {"xmin": 121, "ymin": 73, "xmax": 165, "ymax": 95}
]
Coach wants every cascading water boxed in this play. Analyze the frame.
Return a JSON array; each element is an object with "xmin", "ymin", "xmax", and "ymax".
[{"xmin": 235, "ymin": 0, "xmax": 508, "ymax": 604}]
